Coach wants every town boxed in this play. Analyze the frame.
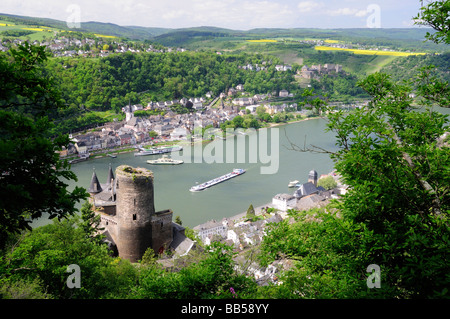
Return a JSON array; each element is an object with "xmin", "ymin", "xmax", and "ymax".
[
  {"xmin": 0, "ymin": 32, "xmax": 185, "ymax": 57},
  {"xmin": 60, "ymin": 83, "xmax": 321, "ymax": 162}
]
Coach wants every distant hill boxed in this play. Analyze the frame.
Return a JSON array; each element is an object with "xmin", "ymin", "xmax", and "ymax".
[
  {"xmin": 153, "ymin": 27, "xmax": 239, "ymax": 47},
  {"xmin": 0, "ymin": 13, "xmax": 170, "ymax": 40},
  {"xmin": 0, "ymin": 12, "xmax": 447, "ymax": 52}
]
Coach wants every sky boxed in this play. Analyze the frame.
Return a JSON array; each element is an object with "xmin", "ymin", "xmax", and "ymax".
[{"xmin": 0, "ymin": 0, "xmax": 424, "ymax": 30}]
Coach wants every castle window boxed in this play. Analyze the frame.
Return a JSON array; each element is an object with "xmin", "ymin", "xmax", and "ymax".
[{"xmin": 133, "ymin": 214, "xmax": 137, "ymax": 221}]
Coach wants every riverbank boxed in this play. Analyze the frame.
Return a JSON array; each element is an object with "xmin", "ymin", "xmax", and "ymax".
[
  {"xmin": 64, "ymin": 116, "xmax": 322, "ymax": 163},
  {"xmin": 266, "ymin": 115, "xmax": 322, "ymax": 128}
]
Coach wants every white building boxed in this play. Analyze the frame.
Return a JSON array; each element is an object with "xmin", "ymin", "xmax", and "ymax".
[
  {"xmin": 272, "ymin": 193, "xmax": 296, "ymax": 211},
  {"xmin": 279, "ymin": 90, "xmax": 289, "ymax": 97},
  {"xmin": 193, "ymin": 220, "xmax": 228, "ymax": 244},
  {"xmin": 170, "ymin": 127, "xmax": 188, "ymax": 141}
]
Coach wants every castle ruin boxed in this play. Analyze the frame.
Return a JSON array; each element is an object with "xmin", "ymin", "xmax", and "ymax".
[{"xmin": 88, "ymin": 164, "xmax": 194, "ymax": 263}]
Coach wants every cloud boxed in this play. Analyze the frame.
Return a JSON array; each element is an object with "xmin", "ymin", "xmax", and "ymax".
[
  {"xmin": 162, "ymin": 0, "xmax": 296, "ymax": 29},
  {"xmin": 326, "ymin": 7, "xmax": 368, "ymax": 17},
  {"xmin": 297, "ymin": 1, "xmax": 324, "ymax": 13}
]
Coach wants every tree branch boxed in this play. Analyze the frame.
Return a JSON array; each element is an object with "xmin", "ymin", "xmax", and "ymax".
[
  {"xmin": 385, "ymin": 122, "xmax": 442, "ymax": 216},
  {"xmin": 283, "ymin": 128, "xmax": 337, "ymax": 155}
]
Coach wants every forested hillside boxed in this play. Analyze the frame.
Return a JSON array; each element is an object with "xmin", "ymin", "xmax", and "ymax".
[{"xmin": 381, "ymin": 52, "xmax": 450, "ymax": 83}]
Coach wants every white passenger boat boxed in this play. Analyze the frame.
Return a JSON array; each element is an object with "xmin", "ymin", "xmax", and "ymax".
[{"xmin": 147, "ymin": 155, "xmax": 183, "ymax": 165}]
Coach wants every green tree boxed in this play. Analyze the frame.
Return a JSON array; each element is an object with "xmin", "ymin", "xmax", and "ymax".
[
  {"xmin": 149, "ymin": 130, "xmax": 158, "ymax": 139},
  {"xmin": 317, "ymin": 175, "xmax": 338, "ymax": 190},
  {"xmin": 323, "ymin": 72, "xmax": 450, "ymax": 298},
  {"xmin": 80, "ymin": 200, "xmax": 104, "ymax": 245},
  {"xmin": 1, "ymin": 216, "xmax": 136, "ymax": 299},
  {"xmin": 232, "ymin": 115, "xmax": 244, "ymax": 128},
  {"xmin": 262, "ymin": 6, "xmax": 450, "ymax": 298},
  {"xmin": 134, "ymin": 242, "xmax": 256, "ymax": 299},
  {"xmin": 246, "ymin": 204, "xmax": 256, "ymax": 220},
  {"xmin": 414, "ymin": 0, "xmax": 450, "ymax": 44},
  {"xmin": 0, "ymin": 43, "xmax": 88, "ymax": 248}
]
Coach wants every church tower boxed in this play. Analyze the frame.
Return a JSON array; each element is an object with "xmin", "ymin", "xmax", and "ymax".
[{"xmin": 308, "ymin": 169, "xmax": 318, "ymax": 187}]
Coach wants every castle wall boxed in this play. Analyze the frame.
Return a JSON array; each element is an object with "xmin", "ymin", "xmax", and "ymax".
[{"xmin": 151, "ymin": 209, "xmax": 174, "ymax": 254}]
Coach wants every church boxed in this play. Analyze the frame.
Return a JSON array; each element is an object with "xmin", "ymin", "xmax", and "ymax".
[{"xmin": 88, "ymin": 164, "xmax": 195, "ymax": 262}]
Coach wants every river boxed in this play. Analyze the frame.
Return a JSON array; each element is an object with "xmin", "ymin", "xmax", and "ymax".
[{"xmin": 32, "ymin": 106, "xmax": 450, "ymax": 229}]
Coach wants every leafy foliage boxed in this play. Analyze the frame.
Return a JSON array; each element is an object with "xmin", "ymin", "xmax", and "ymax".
[
  {"xmin": 131, "ymin": 242, "xmax": 257, "ymax": 299},
  {"xmin": 0, "ymin": 43, "xmax": 88, "ymax": 248},
  {"xmin": 317, "ymin": 175, "xmax": 337, "ymax": 190},
  {"xmin": 258, "ymin": 69, "xmax": 450, "ymax": 298},
  {"xmin": 47, "ymin": 51, "xmax": 297, "ymax": 112},
  {"xmin": 1, "ymin": 216, "xmax": 137, "ymax": 299},
  {"xmin": 414, "ymin": 0, "xmax": 450, "ymax": 44}
]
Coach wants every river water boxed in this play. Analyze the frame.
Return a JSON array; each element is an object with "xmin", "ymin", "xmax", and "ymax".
[
  {"xmin": 48, "ymin": 118, "xmax": 336, "ymax": 228},
  {"xmin": 33, "ymin": 106, "xmax": 450, "ymax": 229}
]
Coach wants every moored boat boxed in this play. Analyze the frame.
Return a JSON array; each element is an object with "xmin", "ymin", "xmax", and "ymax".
[
  {"xmin": 134, "ymin": 145, "xmax": 183, "ymax": 156},
  {"xmin": 288, "ymin": 180, "xmax": 299, "ymax": 188}
]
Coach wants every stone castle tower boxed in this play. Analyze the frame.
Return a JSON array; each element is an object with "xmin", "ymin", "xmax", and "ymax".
[{"xmin": 88, "ymin": 165, "xmax": 174, "ymax": 262}]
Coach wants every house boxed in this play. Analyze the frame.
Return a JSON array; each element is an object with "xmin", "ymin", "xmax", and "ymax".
[
  {"xmin": 232, "ymin": 97, "xmax": 254, "ymax": 106},
  {"xmin": 124, "ymin": 116, "xmax": 142, "ymax": 131},
  {"xmin": 275, "ymin": 64, "xmax": 292, "ymax": 71},
  {"xmin": 279, "ymin": 90, "xmax": 289, "ymax": 97},
  {"xmin": 253, "ymin": 94, "xmax": 267, "ymax": 101},
  {"xmin": 227, "ymin": 229, "xmax": 240, "ymax": 246},
  {"xmin": 192, "ymin": 100, "xmax": 203, "ymax": 110},
  {"xmin": 296, "ymin": 194, "xmax": 327, "ymax": 211},
  {"xmin": 105, "ymin": 136, "xmax": 121, "ymax": 148},
  {"xmin": 155, "ymin": 102, "xmax": 166, "ymax": 109},
  {"xmin": 193, "ymin": 219, "xmax": 228, "ymax": 245},
  {"xmin": 153, "ymin": 124, "xmax": 174, "ymax": 136},
  {"xmin": 245, "ymin": 105, "xmax": 258, "ymax": 113},
  {"xmin": 236, "ymin": 84, "xmax": 244, "ymax": 91},
  {"xmin": 170, "ymin": 223, "xmax": 196, "ymax": 257},
  {"xmin": 272, "ymin": 193, "xmax": 297, "ymax": 211},
  {"xmin": 170, "ymin": 127, "xmax": 188, "ymax": 140},
  {"xmin": 228, "ymin": 88, "xmax": 237, "ymax": 96},
  {"xmin": 134, "ymin": 131, "xmax": 147, "ymax": 143},
  {"xmin": 119, "ymin": 133, "xmax": 134, "ymax": 145}
]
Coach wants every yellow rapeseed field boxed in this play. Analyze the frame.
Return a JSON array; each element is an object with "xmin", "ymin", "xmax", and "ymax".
[
  {"xmin": 247, "ymin": 39, "xmax": 277, "ymax": 43},
  {"xmin": 22, "ymin": 27, "xmax": 46, "ymax": 32},
  {"xmin": 94, "ymin": 34, "xmax": 118, "ymax": 38},
  {"xmin": 324, "ymin": 39, "xmax": 340, "ymax": 44},
  {"xmin": 315, "ymin": 45, "xmax": 426, "ymax": 56}
]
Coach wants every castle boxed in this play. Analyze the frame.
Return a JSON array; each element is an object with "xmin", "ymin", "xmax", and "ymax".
[{"xmin": 88, "ymin": 164, "xmax": 194, "ymax": 262}]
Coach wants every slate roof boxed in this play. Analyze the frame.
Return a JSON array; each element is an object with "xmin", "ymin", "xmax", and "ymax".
[
  {"xmin": 106, "ymin": 164, "xmax": 115, "ymax": 187},
  {"xmin": 294, "ymin": 182, "xmax": 319, "ymax": 198},
  {"xmin": 88, "ymin": 170, "xmax": 103, "ymax": 194}
]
